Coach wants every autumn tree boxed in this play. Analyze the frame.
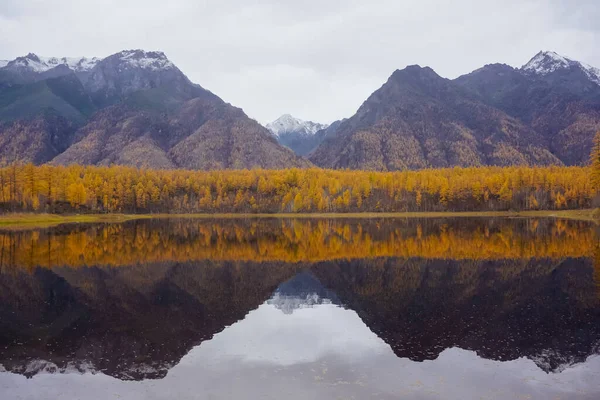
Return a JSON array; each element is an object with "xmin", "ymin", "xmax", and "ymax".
[{"xmin": 591, "ymin": 131, "xmax": 600, "ymax": 192}]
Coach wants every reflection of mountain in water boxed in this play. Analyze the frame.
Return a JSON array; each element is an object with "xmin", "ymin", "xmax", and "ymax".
[
  {"xmin": 311, "ymin": 257, "xmax": 600, "ymax": 373},
  {"xmin": 0, "ymin": 217, "xmax": 599, "ymax": 381},
  {"xmin": 267, "ymin": 271, "xmax": 340, "ymax": 314},
  {"xmin": 0, "ymin": 261, "xmax": 299, "ymax": 380}
]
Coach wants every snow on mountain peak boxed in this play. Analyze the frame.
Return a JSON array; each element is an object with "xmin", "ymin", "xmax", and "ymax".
[
  {"xmin": 115, "ymin": 49, "xmax": 175, "ymax": 71},
  {"xmin": 266, "ymin": 114, "xmax": 328, "ymax": 137},
  {"xmin": 45, "ymin": 56, "xmax": 100, "ymax": 72},
  {"xmin": 0, "ymin": 50, "xmax": 176, "ymax": 74},
  {"xmin": 2, "ymin": 53, "xmax": 99, "ymax": 73},
  {"xmin": 581, "ymin": 62, "xmax": 600, "ymax": 86},
  {"xmin": 522, "ymin": 51, "xmax": 600, "ymax": 85},
  {"xmin": 522, "ymin": 51, "xmax": 571, "ymax": 74}
]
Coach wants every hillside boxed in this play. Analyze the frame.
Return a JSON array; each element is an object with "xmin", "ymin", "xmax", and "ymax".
[{"xmin": 310, "ymin": 65, "xmax": 560, "ymax": 170}]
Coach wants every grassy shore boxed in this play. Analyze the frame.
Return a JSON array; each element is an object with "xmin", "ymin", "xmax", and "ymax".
[
  {"xmin": 0, "ymin": 213, "xmax": 143, "ymax": 230},
  {"xmin": 0, "ymin": 209, "xmax": 597, "ymax": 230}
]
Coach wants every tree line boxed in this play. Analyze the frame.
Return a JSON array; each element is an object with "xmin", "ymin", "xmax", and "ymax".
[{"xmin": 0, "ymin": 163, "xmax": 595, "ymax": 213}]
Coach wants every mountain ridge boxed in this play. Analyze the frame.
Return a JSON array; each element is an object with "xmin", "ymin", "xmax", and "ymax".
[
  {"xmin": 0, "ymin": 49, "xmax": 310, "ymax": 169},
  {"xmin": 308, "ymin": 51, "xmax": 600, "ymax": 170},
  {"xmin": 1, "ymin": 49, "xmax": 599, "ymax": 170}
]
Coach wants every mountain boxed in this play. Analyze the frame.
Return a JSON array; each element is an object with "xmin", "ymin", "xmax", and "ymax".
[
  {"xmin": 310, "ymin": 65, "xmax": 560, "ymax": 170},
  {"xmin": 455, "ymin": 51, "xmax": 600, "ymax": 165},
  {"xmin": 265, "ymin": 114, "xmax": 329, "ymax": 156},
  {"xmin": 3, "ymin": 49, "xmax": 599, "ymax": 170},
  {"xmin": 266, "ymin": 114, "xmax": 327, "ymax": 137},
  {"xmin": 0, "ymin": 50, "xmax": 309, "ymax": 169},
  {"xmin": 522, "ymin": 51, "xmax": 600, "ymax": 86},
  {"xmin": 310, "ymin": 51, "xmax": 600, "ymax": 170}
]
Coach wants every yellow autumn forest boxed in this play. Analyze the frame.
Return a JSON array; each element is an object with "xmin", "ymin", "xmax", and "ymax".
[{"xmin": 0, "ymin": 163, "xmax": 595, "ymax": 213}]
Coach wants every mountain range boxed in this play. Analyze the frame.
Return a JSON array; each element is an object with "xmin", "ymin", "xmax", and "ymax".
[
  {"xmin": 0, "ymin": 50, "xmax": 308, "ymax": 169},
  {"xmin": 1, "ymin": 49, "xmax": 599, "ymax": 170},
  {"xmin": 309, "ymin": 51, "xmax": 600, "ymax": 169}
]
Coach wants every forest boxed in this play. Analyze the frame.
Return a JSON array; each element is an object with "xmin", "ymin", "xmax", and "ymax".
[{"xmin": 0, "ymin": 163, "xmax": 595, "ymax": 214}]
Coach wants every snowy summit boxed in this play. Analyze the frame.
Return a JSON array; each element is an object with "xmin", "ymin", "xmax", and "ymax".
[
  {"xmin": 2, "ymin": 53, "xmax": 100, "ymax": 73},
  {"xmin": 0, "ymin": 50, "xmax": 176, "ymax": 75},
  {"xmin": 112, "ymin": 50, "xmax": 176, "ymax": 71},
  {"xmin": 266, "ymin": 114, "xmax": 328, "ymax": 137},
  {"xmin": 522, "ymin": 51, "xmax": 600, "ymax": 85}
]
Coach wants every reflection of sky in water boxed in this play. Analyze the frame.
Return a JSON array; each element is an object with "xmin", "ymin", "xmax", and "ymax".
[{"xmin": 2, "ymin": 300, "xmax": 599, "ymax": 400}]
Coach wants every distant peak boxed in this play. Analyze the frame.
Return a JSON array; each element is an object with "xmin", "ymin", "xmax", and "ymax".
[
  {"xmin": 266, "ymin": 114, "xmax": 328, "ymax": 137},
  {"xmin": 4, "ymin": 53, "xmax": 99, "ymax": 73}
]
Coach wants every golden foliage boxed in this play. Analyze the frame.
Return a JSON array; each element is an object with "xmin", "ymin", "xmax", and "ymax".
[
  {"xmin": 0, "ymin": 164, "xmax": 594, "ymax": 213},
  {"xmin": 0, "ymin": 218, "xmax": 594, "ymax": 270},
  {"xmin": 591, "ymin": 131, "xmax": 600, "ymax": 192}
]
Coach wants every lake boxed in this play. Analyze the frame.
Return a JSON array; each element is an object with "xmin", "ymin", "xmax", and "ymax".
[{"xmin": 0, "ymin": 217, "xmax": 599, "ymax": 399}]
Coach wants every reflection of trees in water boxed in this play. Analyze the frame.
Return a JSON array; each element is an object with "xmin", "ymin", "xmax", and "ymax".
[
  {"xmin": 0, "ymin": 218, "xmax": 596, "ymax": 269},
  {"xmin": 0, "ymin": 218, "xmax": 599, "ymax": 381}
]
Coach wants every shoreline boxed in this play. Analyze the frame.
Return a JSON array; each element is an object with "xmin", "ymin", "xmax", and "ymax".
[{"xmin": 0, "ymin": 209, "xmax": 596, "ymax": 230}]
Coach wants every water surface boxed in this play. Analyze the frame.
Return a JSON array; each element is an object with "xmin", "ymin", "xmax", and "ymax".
[{"xmin": 0, "ymin": 217, "xmax": 599, "ymax": 399}]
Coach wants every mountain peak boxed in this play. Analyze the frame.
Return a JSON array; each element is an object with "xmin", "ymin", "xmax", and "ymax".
[
  {"xmin": 390, "ymin": 65, "xmax": 443, "ymax": 84},
  {"xmin": 108, "ymin": 49, "xmax": 175, "ymax": 71},
  {"xmin": 522, "ymin": 51, "xmax": 574, "ymax": 75},
  {"xmin": 2, "ymin": 53, "xmax": 99, "ymax": 73},
  {"xmin": 266, "ymin": 114, "xmax": 328, "ymax": 137},
  {"xmin": 522, "ymin": 51, "xmax": 600, "ymax": 85}
]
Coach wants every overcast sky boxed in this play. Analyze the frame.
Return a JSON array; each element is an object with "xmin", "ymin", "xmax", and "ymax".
[{"xmin": 1, "ymin": 0, "xmax": 598, "ymax": 124}]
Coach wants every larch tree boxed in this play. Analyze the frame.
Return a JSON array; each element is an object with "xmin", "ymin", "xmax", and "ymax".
[{"xmin": 591, "ymin": 131, "xmax": 600, "ymax": 192}]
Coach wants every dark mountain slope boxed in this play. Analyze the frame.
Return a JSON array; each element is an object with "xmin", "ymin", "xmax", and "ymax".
[
  {"xmin": 454, "ymin": 52, "xmax": 600, "ymax": 165},
  {"xmin": 53, "ymin": 87, "xmax": 309, "ymax": 169},
  {"xmin": 0, "ymin": 111, "xmax": 77, "ymax": 164},
  {"xmin": 310, "ymin": 66, "xmax": 559, "ymax": 170},
  {"xmin": 0, "ymin": 73, "xmax": 94, "ymax": 163}
]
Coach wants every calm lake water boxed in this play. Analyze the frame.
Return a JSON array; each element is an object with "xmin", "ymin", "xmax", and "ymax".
[{"xmin": 0, "ymin": 217, "xmax": 599, "ymax": 399}]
